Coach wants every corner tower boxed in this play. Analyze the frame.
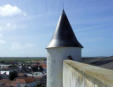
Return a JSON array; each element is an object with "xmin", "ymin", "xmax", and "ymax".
[{"xmin": 46, "ymin": 10, "xmax": 83, "ymax": 87}]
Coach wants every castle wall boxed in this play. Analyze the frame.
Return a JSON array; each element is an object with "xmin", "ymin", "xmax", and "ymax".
[{"xmin": 63, "ymin": 60, "xmax": 113, "ymax": 87}]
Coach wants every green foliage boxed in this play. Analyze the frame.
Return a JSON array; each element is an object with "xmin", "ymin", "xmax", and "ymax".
[
  {"xmin": 9, "ymin": 71, "xmax": 18, "ymax": 80},
  {"xmin": 0, "ymin": 57, "xmax": 46, "ymax": 63}
]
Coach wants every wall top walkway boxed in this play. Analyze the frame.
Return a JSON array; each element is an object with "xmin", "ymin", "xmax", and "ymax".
[{"xmin": 64, "ymin": 60, "xmax": 113, "ymax": 86}]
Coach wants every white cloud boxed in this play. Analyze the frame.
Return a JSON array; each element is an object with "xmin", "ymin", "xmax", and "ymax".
[
  {"xmin": 0, "ymin": 4, "xmax": 25, "ymax": 17},
  {"xmin": 0, "ymin": 22, "xmax": 17, "ymax": 31},
  {"xmin": 0, "ymin": 33, "xmax": 3, "ymax": 38},
  {"xmin": 0, "ymin": 22, "xmax": 27, "ymax": 31},
  {"xmin": 10, "ymin": 42, "xmax": 35, "ymax": 50},
  {"xmin": 0, "ymin": 39, "xmax": 6, "ymax": 44}
]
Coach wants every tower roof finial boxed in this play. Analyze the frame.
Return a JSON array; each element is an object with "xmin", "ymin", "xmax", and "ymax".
[{"xmin": 47, "ymin": 10, "xmax": 83, "ymax": 48}]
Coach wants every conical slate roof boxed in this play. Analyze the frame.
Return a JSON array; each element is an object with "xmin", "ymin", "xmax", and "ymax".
[{"xmin": 47, "ymin": 10, "xmax": 83, "ymax": 48}]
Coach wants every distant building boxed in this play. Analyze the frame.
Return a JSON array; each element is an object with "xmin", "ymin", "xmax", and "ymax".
[
  {"xmin": 0, "ymin": 64, "xmax": 10, "ymax": 70},
  {"xmin": 0, "ymin": 77, "xmax": 39, "ymax": 87},
  {"xmin": 0, "ymin": 71, "xmax": 9, "ymax": 75}
]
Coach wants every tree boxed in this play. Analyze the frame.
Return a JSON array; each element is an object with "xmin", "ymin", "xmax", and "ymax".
[{"xmin": 9, "ymin": 71, "xmax": 18, "ymax": 80}]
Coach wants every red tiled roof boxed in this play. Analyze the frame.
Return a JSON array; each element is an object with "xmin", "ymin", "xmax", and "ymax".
[
  {"xmin": 14, "ymin": 77, "xmax": 36, "ymax": 84},
  {"xmin": 0, "ymin": 79, "xmax": 11, "ymax": 83},
  {"xmin": 0, "ymin": 77, "xmax": 36, "ymax": 86}
]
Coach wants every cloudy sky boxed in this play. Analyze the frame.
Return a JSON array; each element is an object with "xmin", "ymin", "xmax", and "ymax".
[{"xmin": 0, "ymin": 0, "xmax": 113, "ymax": 57}]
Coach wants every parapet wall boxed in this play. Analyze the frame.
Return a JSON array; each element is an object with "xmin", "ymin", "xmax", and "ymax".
[{"xmin": 63, "ymin": 60, "xmax": 113, "ymax": 87}]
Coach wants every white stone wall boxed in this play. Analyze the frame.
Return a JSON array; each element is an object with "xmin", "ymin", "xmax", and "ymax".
[
  {"xmin": 63, "ymin": 60, "xmax": 113, "ymax": 87},
  {"xmin": 46, "ymin": 47, "xmax": 81, "ymax": 87}
]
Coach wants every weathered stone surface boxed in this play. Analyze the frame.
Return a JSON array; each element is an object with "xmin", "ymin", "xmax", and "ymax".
[{"xmin": 63, "ymin": 60, "xmax": 113, "ymax": 87}]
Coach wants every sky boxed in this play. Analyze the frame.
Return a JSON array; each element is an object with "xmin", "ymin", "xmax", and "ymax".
[{"xmin": 0, "ymin": 0, "xmax": 113, "ymax": 57}]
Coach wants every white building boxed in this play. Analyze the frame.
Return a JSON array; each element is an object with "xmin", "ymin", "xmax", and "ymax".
[
  {"xmin": 0, "ymin": 64, "xmax": 10, "ymax": 69},
  {"xmin": 0, "ymin": 71, "xmax": 9, "ymax": 75},
  {"xmin": 27, "ymin": 72, "xmax": 44, "ymax": 77},
  {"xmin": 46, "ymin": 10, "xmax": 83, "ymax": 87}
]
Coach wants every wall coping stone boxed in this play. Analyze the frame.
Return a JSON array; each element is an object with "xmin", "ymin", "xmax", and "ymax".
[{"xmin": 64, "ymin": 60, "xmax": 113, "ymax": 86}]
